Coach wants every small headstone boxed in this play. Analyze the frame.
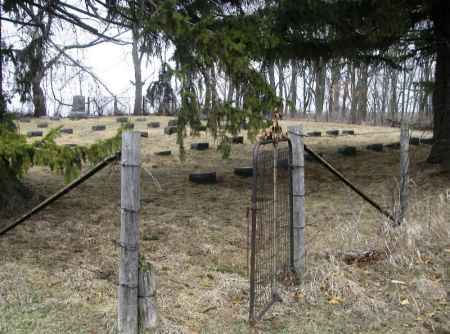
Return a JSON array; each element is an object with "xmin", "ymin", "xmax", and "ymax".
[
  {"xmin": 50, "ymin": 116, "xmax": 61, "ymax": 121},
  {"xmin": 60, "ymin": 128, "xmax": 74, "ymax": 134},
  {"xmin": 385, "ymin": 142, "xmax": 400, "ymax": 149},
  {"xmin": 164, "ymin": 126, "xmax": 177, "ymax": 135},
  {"xmin": 234, "ymin": 167, "xmax": 253, "ymax": 177},
  {"xmin": 337, "ymin": 146, "xmax": 357, "ymax": 156},
  {"xmin": 116, "ymin": 117, "xmax": 129, "ymax": 123},
  {"xmin": 155, "ymin": 150, "xmax": 171, "ymax": 156},
  {"xmin": 342, "ymin": 130, "xmax": 355, "ymax": 135},
  {"xmin": 136, "ymin": 118, "xmax": 147, "ymax": 122},
  {"xmin": 68, "ymin": 112, "xmax": 87, "ymax": 120},
  {"xmin": 326, "ymin": 129, "xmax": 340, "ymax": 136},
  {"xmin": 19, "ymin": 118, "xmax": 31, "ymax": 123},
  {"xmin": 92, "ymin": 125, "xmax": 106, "ymax": 131},
  {"xmin": 27, "ymin": 131, "xmax": 43, "ymax": 137},
  {"xmin": 366, "ymin": 143, "xmax": 384, "ymax": 152},
  {"xmin": 232, "ymin": 136, "xmax": 244, "ymax": 144},
  {"xmin": 307, "ymin": 131, "xmax": 322, "ymax": 137},
  {"xmin": 168, "ymin": 119, "xmax": 178, "ymax": 127},
  {"xmin": 191, "ymin": 143, "xmax": 209, "ymax": 151},
  {"xmin": 148, "ymin": 122, "xmax": 160, "ymax": 128},
  {"xmin": 189, "ymin": 172, "xmax": 217, "ymax": 184},
  {"xmin": 140, "ymin": 131, "xmax": 149, "ymax": 138},
  {"xmin": 410, "ymin": 137, "xmax": 420, "ymax": 145},
  {"xmin": 37, "ymin": 122, "xmax": 48, "ymax": 128}
]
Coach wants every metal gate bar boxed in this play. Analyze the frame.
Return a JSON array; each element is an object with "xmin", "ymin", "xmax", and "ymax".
[{"xmin": 249, "ymin": 139, "xmax": 293, "ymax": 322}]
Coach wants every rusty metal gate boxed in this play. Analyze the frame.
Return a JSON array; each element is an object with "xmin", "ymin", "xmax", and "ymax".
[{"xmin": 248, "ymin": 139, "xmax": 293, "ymax": 322}]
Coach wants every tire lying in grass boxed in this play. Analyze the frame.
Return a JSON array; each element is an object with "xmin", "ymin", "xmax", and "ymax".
[
  {"xmin": 326, "ymin": 129, "xmax": 339, "ymax": 136},
  {"xmin": 307, "ymin": 131, "xmax": 321, "ymax": 137},
  {"xmin": 116, "ymin": 117, "xmax": 129, "ymax": 123},
  {"xmin": 168, "ymin": 119, "xmax": 178, "ymax": 127},
  {"xmin": 337, "ymin": 146, "xmax": 357, "ymax": 156},
  {"xmin": 189, "ymin": 172, "xmax": 217, "ymax": 184},
  {"xmin": 123, "ymin": 123, "xmax": 134, "ymax": 129},
  {"xmin": 232, "ymin": 136, "xmax": 244, "ymax": 144},
  {"xmin": 27, "ymin": 131, "xmax": 43, "ymax": 137},
  {"xmin": 92, "ymin": 125, "xmax": 106, "ymax": 131},
  {"xmin": 421, "ymin": 138, "xmax": 434, "ymax": 145},
  {"xmin": 140, "ymin": 131, "xmax": 149, "ymax": 138},
  {"xmin": 366, "ymin": 143, "xmax": 384, "ymax": 152},
  {"xmin": 164, "ymin": 126, "xmax": 177, "ymax": 135},
  {"xmin": 385, "ymin": 142, "xmax": 400, "ymax": 149},
  {"xmin": 342, "ymin": 130, "xmax": 355, "ymax": 135},
  {"xmin": 234, "ymin": 167, "xmax": 253, "ymax": 177},
  {"xmin": 155, "ymin": 150, "xmax": 171, "ymax": 156},
  {"xmin": 60, "ymin": 128, "xmax": 73, "ymax": 134},
  {"xmin": 37, "ymin": 122, "xmax": 48, "ymax": 128},
  {"xmin": 148, "ymin": 122, "xmax": 160, "ymax": 128},
  {"xmin": 191, "ymin": 142, "xmax": 209, "ymax": 150}
]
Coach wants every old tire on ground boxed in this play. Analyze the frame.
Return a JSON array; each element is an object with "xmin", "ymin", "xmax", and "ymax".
[
  {"xmin": 232, "ymin": 136, "xmax": 244, "ymax": 144},
  {"xmin": 307, "ymin": 131, "xmax": 321, "ymax": 137},
  {"xmin": 326, "ymin": 129, "xmax": 339, "ymax": 136},
  {"xmin": 337, "ymin": 146, "xmax": 357, "ymax": 156},
  {"xmin": 61, "ymin": 128, "xmax": 73, "ymax": 134},
  {"xmin": 385, "ymin": 142, "xmax": 400, "ymax": 149},
  {"xmin": 164, "ymin": 126, "xmax": 177, "ymax": 135},
  {"xmin": 27, "ymin": 131, "xmax": 43, "ymax": 137},
  {"xmin": 234, "ymin": 167, "xmax": 253, "ymax": 177},
  {"xmin": 92, "ymin": 125, "xmax": 106, "ymax": 131},
  {"xmin": 191, "ymin": 143, "xmax": 209, "ymax": 150},
  {"xmin": 155, "ymin": 150, "xmax": 171, "ymax": 156},
  {"xmin": 366, "ymin": 143, "xmax": 384, "ymax": 152},
  {"xmin": 189, "ymin": 172, "xmax": 217, "ymax": 184}
]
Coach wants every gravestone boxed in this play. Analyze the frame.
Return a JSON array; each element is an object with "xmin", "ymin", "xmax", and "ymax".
[
  {"xmin": 140, "ymin": 132, "xmax": 149, "ymax": 138},
  {"xmin": 342, "ymin": 130, "xmax": 355, "ymax": 135},
  {"xmin": 116, "ymin": 117, "xmax": 129, "ymax": 123},
  {"xmin": 37, "ymin": 122, "xmax": 48, "ymax": 128},
  {"xmin": 155, "ymin": 150, "xmax": 171, "ymax": 156},
  {"xmin": 189, "ymin": 172, "xmax": 217, "ymax": 184},
  {"xmin": 234, "ymin": 167, "xmax": 253, "ymax": 177}
]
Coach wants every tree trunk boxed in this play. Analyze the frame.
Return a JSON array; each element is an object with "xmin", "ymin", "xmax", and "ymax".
[
  {"xmin": 350, "ymin": 64, "xmax": 358, "ymax": 123},
  {"xmin": 428, "ymin": 0, "xmax": 450, "ymax": 165},
  {"xmin": 313, "ymin": 58, "xmax": 326, "ymax": 118},
  {"xmin": 289, "ymin": 60, "xmax": 298, "ymax": 116},
  {"xmin": 132, "ymin": 28, "xmax": 144, "ymax": 116},
  {"xmin": 32, "ymin": 71, "xmax": 47, "ymax": 117},
  {"xmin": 356, "ymin": 64, "xmax": 369, "ymax": 123},
  {"xmin": 341, "ymin": 66, "xmax": 349, "ymax": 118}
]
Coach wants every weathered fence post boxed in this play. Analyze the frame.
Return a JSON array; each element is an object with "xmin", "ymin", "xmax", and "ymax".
[
  {"xmin": 138, "ymin": 261, "xmax": 158, "ymax": 332},
  {"xmin": 398, "ymin": 121, "xmax": 409, "ymax": 225},
  {"xmin": 119, "ymin": 131, "xmax": 141, "ymax": 334},
  {"xmin": 288, "ymin": 126, "xmax": 305, "ymax": 281}
]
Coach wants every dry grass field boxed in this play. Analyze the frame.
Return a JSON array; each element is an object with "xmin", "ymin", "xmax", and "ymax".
[{"xmin": 0, "ymin": 116, "xmax": 449, "ymax": 333}]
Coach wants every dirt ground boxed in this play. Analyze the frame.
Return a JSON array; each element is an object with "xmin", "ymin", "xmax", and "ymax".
[{"xmin": 0, "ymin": 116, "xmax": 449, "ymax": 333}]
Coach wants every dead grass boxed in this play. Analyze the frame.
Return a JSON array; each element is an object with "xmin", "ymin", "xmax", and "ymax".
[{"xmin": 0, "ymin": 116, "xmax": 449, "ymax": 333}]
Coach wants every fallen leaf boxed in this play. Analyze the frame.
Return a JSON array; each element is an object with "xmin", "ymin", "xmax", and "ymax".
[
  {"xmin": 400, "ymin": 299, "xmax": 409, "ymax": 305},
  {"xmin": 391, "ymin": 280, "xmax": 407, "ymax": 285}
]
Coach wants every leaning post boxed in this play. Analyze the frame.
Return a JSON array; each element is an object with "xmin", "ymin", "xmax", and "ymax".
[
  {"xmin": 288, "ymin": 126, "xmax": 305, "ymax": 281},
  {"xmin": 118, "ymin": 131, "xmax": 141, "ymax": 334},
  {"xmin": 399, "ymin": 121, "xmax": 410, "ymax": 225}
]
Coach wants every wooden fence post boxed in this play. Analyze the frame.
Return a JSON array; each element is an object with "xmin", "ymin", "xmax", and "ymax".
[
  {"xmin": 288, "ymin": 126, "xmax": 305, "ymax": 281},
  {"xmin": 399, "ymin": 121, "xmax": 409, "ymax": 225},
  {"xmin": 119, "ymin": 131, "xmax": 141, "ymax": 334}
]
